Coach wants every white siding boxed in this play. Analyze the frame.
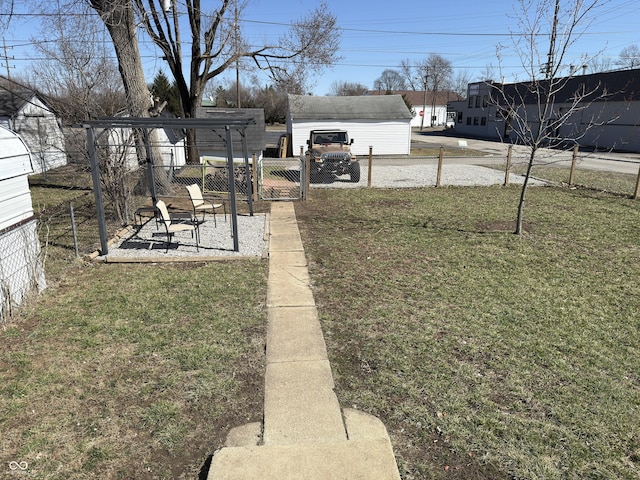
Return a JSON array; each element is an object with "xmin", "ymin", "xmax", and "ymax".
[
  {"xmin": 291, "ymin": 120, "xmax": 411, "ymax": 156},
  {"xmin": 0, "ymin": 126, "xmax": 44, "ymax": 321},
  {"xmin": 410, "ymin": 104, "xmax": 449, "ymax": 127},
  {"xmin": 12, "ymin": 97, "xmax": 67, "ymax": 174},
  {"xmin": 0, "ymin": 175, "xmax": 33, "ymax": 231},
  {"xmin": 0, "ymin": 127, "xmax": 33, "ymax": 231},
  {"xmin": 0, "ymin": 134, "xmax": 33, "ymax": 181}
]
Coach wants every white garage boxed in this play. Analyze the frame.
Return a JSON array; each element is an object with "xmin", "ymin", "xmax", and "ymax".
[{"xmin": 287, "ymin": 94, "xmax": 413, "ymax": 157}]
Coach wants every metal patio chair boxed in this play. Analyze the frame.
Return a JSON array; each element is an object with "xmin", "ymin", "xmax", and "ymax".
[
  {"xmin": 186, "ymin": 183, "xmax": 226, "ymax": 227},
  {"xmin": 155, "ymin": 199, "xmax": 199, "ymax": 252}
]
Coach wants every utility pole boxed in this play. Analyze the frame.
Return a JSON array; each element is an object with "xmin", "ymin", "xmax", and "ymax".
[
  {"xmin": 545, "ymin": 0, "xmax": 560, "ymax": 80},
  {"xmin": 2, "ymin": 38, "xmax": 13, "ymax": 79},
  {"xmin": 235, "ymin": 0, "xmax": 241, "ymax": 108},
  {"xmin": 420, "ymin": 69, "xmax": 429, "ymax": 131}
]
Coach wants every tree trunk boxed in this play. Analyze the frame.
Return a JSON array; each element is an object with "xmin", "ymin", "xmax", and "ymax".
[
  {"xmin": 515, "ymin": 148, "xmax": 537, "ymax": 235},
  {"xmin": 90, "ymin": 0, "xmax": 170, "ymax": 197},
  {"xmin": 90, "ymin": 0, "xmax": 150, "ymax": 118}
]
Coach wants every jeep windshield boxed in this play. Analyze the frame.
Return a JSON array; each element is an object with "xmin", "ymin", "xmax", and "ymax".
[{"xmin": 312, "ymin": 132, "xmax": 348, "ymax": 144}]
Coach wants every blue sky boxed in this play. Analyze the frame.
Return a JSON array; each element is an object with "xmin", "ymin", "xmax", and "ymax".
[{"xmin": 2, "ymin": 0, "xmax": 639, "ymax": 95}]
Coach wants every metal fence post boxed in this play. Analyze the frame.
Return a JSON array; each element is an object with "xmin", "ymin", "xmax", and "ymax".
[
  {"xmin": 85, "ymin": 125, "xmax": 109, "ymax": 255},
  {"xmin": 305, "ymin": 150, "xmax": 311, "ymax": 199},
  {"xmin": 69, "ymin": 202, "xmax": 79, "ymax": 258},
  {"xmin": 225, "ymin": 126, "xmax": 239, "ymax": 252},
  {"xmin": 252, "ymin": 153, "xmax": 258, "ymax": 202}
]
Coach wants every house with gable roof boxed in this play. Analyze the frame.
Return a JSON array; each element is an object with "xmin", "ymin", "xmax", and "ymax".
[{"xmin": 0, "ymin": 78, "xmax": 68, "ymax": 174}]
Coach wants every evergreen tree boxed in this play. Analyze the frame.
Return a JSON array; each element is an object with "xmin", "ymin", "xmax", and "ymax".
[{"xmin": 149, "ymin": 71, "xmax": 182, "ymax": 116}]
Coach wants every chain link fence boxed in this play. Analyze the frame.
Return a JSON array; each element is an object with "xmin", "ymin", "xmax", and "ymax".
[
  {"xmin": 258, "ymin": 157, "xmax": 303, "ymax": 200},
  {"xmin": 152, "ymin": 160, "xmax": 254, "ymax": 205},
  {"xmin": 302, "ymin": 146, "xmax": 640, "ymax": 197},
  {"xmin": 0, "ymin": 220, "xmax": 47, "ymax": 322}
]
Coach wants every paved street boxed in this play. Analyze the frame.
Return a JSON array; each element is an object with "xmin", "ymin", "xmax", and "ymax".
[{"xmin": 411, "ymin": 129, "xmax": 640, "ymax": 174}]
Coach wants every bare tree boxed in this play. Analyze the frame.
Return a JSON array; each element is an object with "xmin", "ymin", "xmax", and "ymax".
[
  {"xmin": 585, "ymin": 54, "xmax": 612, "ymax": 73},
  {"xmin": 451, "ymin": 70, "xmax": 473, "ymax": 98},
  {"xmin": 479, "ymin": 63, "xmax": 498, "ymax": 82},
  {"xmin": 87, "ymin": 0, "xmax": 163, "ymax": 203},
  {"xmin": 494, "ymin": 0, "xmax": 610, "ymax": 235},
  {"xmin": 0, "ymin": 0, "xmax": 14, "ymax": 30},
  {"xmin": 399, "ymin": 55, "xmax": 453, "ymax": 127},
  {"xmin": 253, "ymin": 84, "xmax": 288, "ymax": 124},
  {"xmin": 88, "ymin": 0, "xmax": 152, "ymax": 120},
  {"xmin": 122, "ymin": 0, "xmax": 341, "ymax": 162},
  {"xmin": 328, "ymin": 80, "xmax": 369, "ymax": 96},
  {"xmin": 399, "ymin": 59, "xmax": 420, "ymax": 91},
  {"xmin": 373, "ymin": 69, "xmax": 407, "ymax": 93},
  {"xmin": 618, "ymin": 44, "xmax": 640, "ymax": 69},
  {"xmin": 31, "ymin": 4, "xmax": 126, "ymax": 123},
  {"xmin": 419, "ymin": 54, "xmax": 452, "ymax": 127}
]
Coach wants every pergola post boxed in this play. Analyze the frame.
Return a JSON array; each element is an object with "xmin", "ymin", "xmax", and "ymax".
[
  {"xmin": 225, "ymin": 126, "xmax": 240, "ymax": 252},
  {"xmin": 85, "ymin": 125, "xmax": 109, "ymax": 255}
]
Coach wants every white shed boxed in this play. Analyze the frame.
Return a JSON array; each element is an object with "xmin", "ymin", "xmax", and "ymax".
[
  {"xmin": 0, "ymin": 85, "xmax": 68, "ymax": 174},
  {"xmin": 0, "ymin": 126, "xmax": 46, "ymax": 321},
  {"xmin": 287, "ymin": 95, "xmax": 413, "ymax": 156}
]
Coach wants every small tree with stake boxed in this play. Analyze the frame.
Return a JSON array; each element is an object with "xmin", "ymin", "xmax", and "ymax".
[{"xmin": 491, "ymin": 0, "xmax": 611, "ymax": 235}]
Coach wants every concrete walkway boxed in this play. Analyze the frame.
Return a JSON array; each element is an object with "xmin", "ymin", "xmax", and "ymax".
[{"xmin": 207, "ymin": 202, "xmax": 401, "ymax": 479}]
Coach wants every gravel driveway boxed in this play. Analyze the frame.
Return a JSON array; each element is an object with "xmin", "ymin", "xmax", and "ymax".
[{"xmin": 312, "ymin": 164, "xmax": 545, "ymax": 188}]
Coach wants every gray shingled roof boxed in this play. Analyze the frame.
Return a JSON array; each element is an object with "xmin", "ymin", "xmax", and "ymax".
[
  {"xmin": 0, "ymin": 88, "xmax": 37, "ymax": 117},
  {"xmin": 288, "ymin": 94, "xmax": 413, "ymax": 121},
  {"xmin": 195, "ymin": 107, "xmax": 266, "ymax": 153}
]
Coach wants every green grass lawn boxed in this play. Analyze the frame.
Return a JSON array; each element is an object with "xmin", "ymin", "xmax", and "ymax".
[
  {"xmin": 0, "ymin": 261, "xmax": 267, "ymax": 479},
  {"xmin": 296, "ymin": 186, "xmax": 640, "ymax": 480},
  {"xmin": 495, "ymin": 163, "xmax": 640, "ymax": 197}
]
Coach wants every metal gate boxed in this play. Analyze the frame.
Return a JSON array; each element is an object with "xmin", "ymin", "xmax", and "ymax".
[{"xmin": 258, "ymin": 156, "xmax": 305, "ymax": 200}]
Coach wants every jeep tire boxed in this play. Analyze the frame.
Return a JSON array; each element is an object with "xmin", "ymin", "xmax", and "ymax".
[{"xmin": 350, "ymin": 162, "xmax": 361, "ymax": 183}]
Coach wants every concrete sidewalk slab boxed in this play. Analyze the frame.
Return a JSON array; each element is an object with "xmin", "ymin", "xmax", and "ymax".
[
  {"xmin": 268, "ymin": 250, "xmax": 307, "ymax": 267},
  {"xmin": 209, "ymin": 438, "xmax": 400, "ymax": 480},
  {"xmin": 266, "ymin": 306, "xmax": 328, "ymax": 363},
  {"xmin": 268, "ymin": 230, "xmax": 304, "ymax": 252},
  {"xmin": 343, "ymin": 408, "xmax": 391, "ymax": 441},
  {"xmin": 267, "ymin": 264, "xmax": 315, "ymax": 307},
  {"xmin": 264, "ymin": 359, "xmax": 346, "ymax": 445}
]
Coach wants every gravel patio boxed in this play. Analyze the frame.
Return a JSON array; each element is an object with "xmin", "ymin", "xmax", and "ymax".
[{"xmin": 97, "ymin": 212, "xmax": 269, "ymax": 262}]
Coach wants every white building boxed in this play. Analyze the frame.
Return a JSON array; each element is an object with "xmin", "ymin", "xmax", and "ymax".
[
  {"xmin": 287, "ymin": 94, "xmax": 413, "ymax": 156},
  {"xmin": 368, "ymin": 90, "xmax": 462, "ymax": 128},
  {"xmin": 0, "ymin": 126, "xmax": 46, "ymax": 321},
  {"xmin": 0, "ymin": 83, "xmax": 68, "ymax": 174}
]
